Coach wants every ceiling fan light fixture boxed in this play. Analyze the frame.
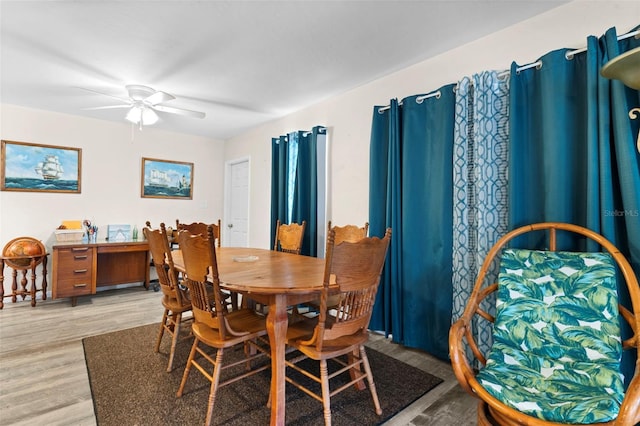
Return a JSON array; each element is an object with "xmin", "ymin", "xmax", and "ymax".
[
  {"xmin": 125, "ymin": 106, "xmax": 158, "ymax": 127},
  {"xmin": 125, "ymin": 106, "xmax": 142, "ymax": 124},
  {"xmin": 142, "ymin": 107, "xmax": 158, "ymax": 125},
  {"xmin": 81, "ymin": 84, "xmax": 204, "ymax": 128}
]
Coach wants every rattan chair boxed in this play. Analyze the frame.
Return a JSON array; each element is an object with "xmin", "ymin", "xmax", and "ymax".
[
  {"xmin": 176, "ymin": 226, "xmax": 270, "ymax": 426},
  {"xmin": 143, "ymin": 222, "xmax": 192, "ymax": 372},
  {"xmin": 284, "ymin": 228, "xmax": 392, "ymax": 426},
  {"xmin": 449, "ymin": 222, "xmax": 640, "ymax": 426},
  {"xmin": 273, "ymin": 219, "xmax": 306, "ymax": 255}
]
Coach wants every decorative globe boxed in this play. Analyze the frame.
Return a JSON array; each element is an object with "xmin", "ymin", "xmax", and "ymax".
[{"xmin": 2, "ymin": 237, "xmax": 46, "ymax": 269}]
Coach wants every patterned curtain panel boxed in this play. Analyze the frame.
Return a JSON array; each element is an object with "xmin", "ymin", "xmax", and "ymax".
[{"xmin": 451, "ymin": 72, "xmax": 510, "ymax": 358}]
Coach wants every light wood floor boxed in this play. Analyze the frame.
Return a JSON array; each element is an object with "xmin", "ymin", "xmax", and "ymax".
[{"xmin": 0, "ymin": 287, "xmax": 476, "ymax": 425}]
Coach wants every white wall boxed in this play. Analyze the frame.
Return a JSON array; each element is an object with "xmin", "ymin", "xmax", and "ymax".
[
  {"xmin": 224, "ymin": 0, "xmax": 640, "ymax": 248},
  {"xmin": 0, "ymin": 104, "xmax": 224, "ymax": 295}
]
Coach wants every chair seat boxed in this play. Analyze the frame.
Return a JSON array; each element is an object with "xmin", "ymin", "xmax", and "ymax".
[
  {"xmin": 475, "ymin": 247, "xmax": 625, "ymax": 424},
  {"xmin": 162, "ymin": 295, "xmax": 192, "ymax": 313},
  {"xmin": 287, "ymin": 317, "xmax": 369, "ymax": 359},
  {"xmin": 476, "ymin": 340, "xmax": 624, "ymax": 423},
  {"xmin": 192, "ymin": 308, "xmax": 267, "ymax": 348}
]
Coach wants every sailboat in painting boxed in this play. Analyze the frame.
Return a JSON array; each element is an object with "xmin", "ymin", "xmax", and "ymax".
[{"xmin": 34, "ymin": 155, "xmax": 64, "ymax": 180}]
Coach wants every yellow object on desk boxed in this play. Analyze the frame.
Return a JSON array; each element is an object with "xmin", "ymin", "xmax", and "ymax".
[{"xmin": 61, "ymin": 220, "xmax": 83, "ymax": 229}]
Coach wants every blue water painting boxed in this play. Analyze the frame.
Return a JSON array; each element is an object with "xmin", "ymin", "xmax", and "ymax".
[
  {"xmin": 2, "ymin": 142, "xmax": 80, "ymax": 192},
  {"xmin": 3, "ymin": 177, "xmax": 79, "ymax": 191},
  {"xmin": 142, "ymin": 159, "xmax": 192, "ymax": 199}
]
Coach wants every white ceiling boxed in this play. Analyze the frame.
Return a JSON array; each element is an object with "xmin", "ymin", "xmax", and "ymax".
[{"xmin": 1, "ymin": 1, "xmax": 568, "ymax": 140}]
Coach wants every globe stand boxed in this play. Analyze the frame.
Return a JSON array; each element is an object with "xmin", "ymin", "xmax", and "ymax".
[{"xmin": 0, "ymin": 237, "xmax": 49, "ymax": 309}]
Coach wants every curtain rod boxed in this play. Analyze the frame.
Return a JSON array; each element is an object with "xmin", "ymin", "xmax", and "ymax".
[
  {"xmin": 379, "ymin": 27, "xmax": 640, "ymax": 109},
  {"xmin": 566, "ymin": 28, "xmax": 639, "ymax": 60},
  {"xmin": 377, "ymin": 90, "xmax": 441, "ymax": 113},
  {"xmin": 503, "ymin": 28, "xmax": 639, "ymax": 76},
  {"xmin": 274, "ymin": 126, "xmax": 326, "ymax": 141},
  {"xmin": 506, "ymin": 28, "xmax": 640, "ymax": 75}
]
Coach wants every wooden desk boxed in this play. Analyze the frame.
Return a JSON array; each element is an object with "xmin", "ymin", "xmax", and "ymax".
[
  {"xmin": 52, "ymin": 240, "xmax": 150, "ymax": 306},
  {"xmin": 173, "ymin": 247, "xmax": 331, "ymax": 426}
]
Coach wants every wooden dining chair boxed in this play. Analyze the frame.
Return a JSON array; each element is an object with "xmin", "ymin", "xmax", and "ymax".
[
  {"xmin": 176, "ymin": 219, "xmax": 222, "ymax": 247},
  {"xmin": 176, "ymin": 226, "xmax": 270, "ymax": 426},
  {"xmin": 284, "ymin": 228, "xmax": 392, "ymax": 426},
  {"xmin": 449, "ymin": 223, "xmax": 640, "ymax": 426},
  {"xmin": 328, "ymin": 220, "xmax": 369, "ymax": 245},
  {"xmin": 175, "ymin": 218, "xmax": 242, "ymax": 310},
  {"xmin": 299, "ymin": 221, "xmax": 371, "ymax": 316},
  {"xmin": 273, "ymin": 219, "xmax": 306, "ymax": 255},
  {"xmin": 143, "ymin": 222, "xmax": 193, "ymax": 372}
]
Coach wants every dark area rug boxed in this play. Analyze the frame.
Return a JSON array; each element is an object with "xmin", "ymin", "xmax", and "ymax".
[{"xmin": 83, "ymin": 323, "xmax": 443, "ymax": 425}]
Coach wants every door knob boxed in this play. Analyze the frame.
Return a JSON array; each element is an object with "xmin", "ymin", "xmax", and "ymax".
[{"xmin": 228, "ymin": 224, "xmax": 233, "ymax": 228}]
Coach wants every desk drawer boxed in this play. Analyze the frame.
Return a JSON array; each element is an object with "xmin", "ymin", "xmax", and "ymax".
[
  {"xmin": 56, "ymin": 248, "xmax": 93, "ymax": 280},
  {"xmin": 54, "ymin": 276, "xmax": 93, "ymax": 297},
  {"xmin": 98, "ymin": 243, "xmax": 148, "ymax": 254},
  {"xmin": 53, "ymin": 247, "xmax": 95, "ymax": 298}
]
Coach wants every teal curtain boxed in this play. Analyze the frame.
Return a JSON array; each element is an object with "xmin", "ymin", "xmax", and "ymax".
[
  {"xmin": 369, "ymin": 86, "xmax": 456, "ymax": 360},
  {"xmin": 369, "ymin": 99, "xmax": 403, "ymax": 336},
  {"xmin": 270, "ymin": 135, "xmax": 289, "ymax": 250},
  {"xmin": 451, "ymin": 72, "xmax": 510, "ymax": 361},
  {"xmin": 509, "ymin": 26, "xmax": 640, "ymax": 386},
  {"xmin": 291, "ymin": 126, "xmax": 324, "ymax": 257},
  {"xmin": 271, "ymin": 126, "xmax": 324, "ymax": 257}
]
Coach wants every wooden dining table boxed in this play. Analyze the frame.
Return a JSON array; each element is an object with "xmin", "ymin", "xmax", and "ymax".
[{"xmin": 172, "ymin": 246, "xmax": 333, "ymax": 425}]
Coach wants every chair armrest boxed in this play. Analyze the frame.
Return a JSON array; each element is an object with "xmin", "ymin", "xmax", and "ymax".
[
  {"xmin": 617, "ymin": 370, "xmax": 640, "ymax": 425},
  {"xmin": 449, "ymin": 318, "xmax": 477, "ymax": 396}
]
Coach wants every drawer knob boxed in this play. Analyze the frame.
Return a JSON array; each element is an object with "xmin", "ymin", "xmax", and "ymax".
[
  {"xmin": 73, "ymin": 283, "xmax": 87, "ymax": 288},
  {"xmin": 73, "ymin": 269, "xmax": 88, "ymax": 273},
  {"xmin": 74, "ymin": 255, "xmax": 88, "ymax": 260}
]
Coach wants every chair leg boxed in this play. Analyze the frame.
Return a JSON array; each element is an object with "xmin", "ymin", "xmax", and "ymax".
[
  {"xmin": 204, "ymin": 349, "xmax": 225, "ymax": 426},
  {"xmin": 166, "ymin": 312, "xmax": 182, "ymax": 372},
  {"xmin": 155, "ymin": 308, "xmax": 169, "ymax": 353},
  {"xmin": 177, "ymin": 337, "xmax": 199, "ymax": 397},
  {"xmin": 320, "ymin": 359, "xmax": 332, "ymax": 426},
  {"xmin": 360, "ymin": 346, "xmax": 382, "ymax": 415}
]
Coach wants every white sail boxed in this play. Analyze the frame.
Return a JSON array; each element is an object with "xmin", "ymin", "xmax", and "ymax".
[
  {"xmin": 148, "ymin": 169, "xmax": 172, "ymax": 187},
  {"xmin": 34, "ymin": 155, "xmax": 63, "ymax": 180}
]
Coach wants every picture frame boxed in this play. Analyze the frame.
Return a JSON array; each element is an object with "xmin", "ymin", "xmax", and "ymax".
[
  {"xmin": 141, "ymin": 157, "xmax": 193, "ymax": 199},
  {"xmin": 1, "ymin": 140, "xmax": 82, "ymax": 193}
]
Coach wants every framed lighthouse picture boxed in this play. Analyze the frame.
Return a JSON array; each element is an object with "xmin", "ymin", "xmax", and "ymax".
[{"xmin": 1, "ymin": 140, "xmax": 82, "ymax": 193}]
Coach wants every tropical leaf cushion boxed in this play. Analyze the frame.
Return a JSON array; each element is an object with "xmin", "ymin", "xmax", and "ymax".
[{"xmin": 476, "ymin": 248, "xmax": 624, "ymax": 423}]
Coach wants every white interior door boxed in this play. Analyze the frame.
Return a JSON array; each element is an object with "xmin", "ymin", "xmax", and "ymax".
[{"xmin": 224, "ymin": 158, "xmax": 250, "ymax": 247}]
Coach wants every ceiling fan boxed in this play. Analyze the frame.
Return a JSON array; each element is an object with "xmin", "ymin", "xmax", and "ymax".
[{"xmin": 79, "ymin": 85, "xmax": 206, "ymax": 128}]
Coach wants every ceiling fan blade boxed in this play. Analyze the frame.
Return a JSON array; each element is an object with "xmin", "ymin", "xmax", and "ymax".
[
  {"xmin": 75, "ymin": 87, "xmax": 131, "ymax": 103},
  {"xmin": 153, "ymin": 105, "xmax": 206, "ymax": 119},
  {"xmin": 82, "ymin": 105, "xmax": 131, "ymax": 110},
  {"xmin": 144, "ymin": 90, "xmax": 175, "ymax": 106}
]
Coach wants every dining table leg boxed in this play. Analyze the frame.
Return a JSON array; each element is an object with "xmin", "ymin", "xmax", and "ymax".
[{"xmin": 267, "ymin": 293, "xmax": 289, "ymax": 425}]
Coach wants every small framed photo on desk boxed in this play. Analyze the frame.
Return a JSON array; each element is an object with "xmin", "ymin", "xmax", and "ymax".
[{"xmin": 107, "ymin": 224, "xmax": 131, "ymax": 242}]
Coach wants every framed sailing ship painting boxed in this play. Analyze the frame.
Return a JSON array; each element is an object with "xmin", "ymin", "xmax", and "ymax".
[
  {"xmin": 141, "ymin": 157, "xmax": 193, "ymax": 199},
  {"xmin": 1, "ymin": 140, "xmax": 82, "ymax": 193}
]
